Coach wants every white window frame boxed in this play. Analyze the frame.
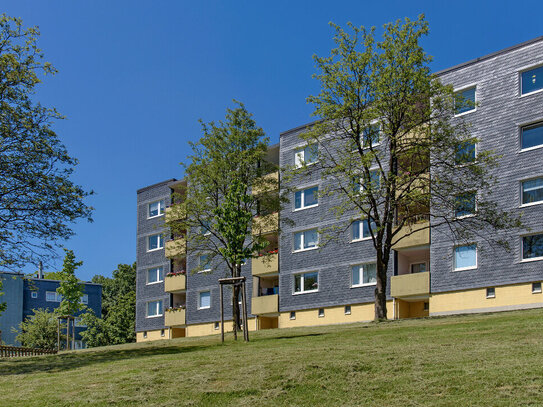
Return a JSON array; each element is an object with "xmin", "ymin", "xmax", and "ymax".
[
  {"xmin": 148, "ymin": 199, "xmax": 165, "ymax": 219},
  {"xmin": 520, "ymin": 176, "xmax": 543, "ymax": 207},
  {"xmin": 146, "ymin": 300, "xmax": 163, "ymax": 318},
  {"xmin": 293, "ymin": 229, "xmax": 319, "ymax": 252},
  {"xmin": 293, "ymin": 185, "xmax": 319, "ymax": 211},
  {"xmin": 486, "ymin": 287, "xmax": 495, "ymax": 299},
  {"xmin": 351, "ymin": 263, "xmax": 377, "ymax": 287},
  {"xmin": 31, "ymin": 291, "xmax": 38, "ymax": 299},
  {"xmin": 146, "ymin": 266, "xmax": 164, "ymax": 285},
  {"xmin": 351, "ymin": 219, "xmax": 375, "ymax": 242},
  {"xmin": 453, "ymin": 244, "xmax": 478, "ymax": 271},
  {"xmin": 147, "ymin": 233, "xmax": 164, "ymax": 252},
  {"xmin": 199, "ymin": 254, "xmax": 211, "ymax": 272},
  {"xmin": 318, "ymin": 308, "xmax": 325, "ymax": 318},
  {"xmin": 46, "ymin": 291, "xmax": 62, "ymax": 302},
  {"xmin": 532, "ymin": 282, "xmax": 542, "ymax": 294},
  {"xmin": 294, "ymin": 144, "xmax": 318, "ymax": 169},
  {"xmin": 81, "ymin": 294, "xmax": 89, "ymax": 304},
  {"xmin": 454, "ymin": 191, "xmax": 477, "ymax": 219},
  {"xmin": 74, "ymin": 317, "xmax": 87, "ymax": 328},
  {"xmin": 353, "ymin": 168, "xmax": 380, "ymax": 194},
  {"xmin": 344, "ymin": 305, "xmax": 351, "ymax": 315},
  {"xmin": 293, "ymin": 271, "xmax": 319, "ymax": 294},
  {"xmin": 519, "ymin": 63, "xmax": 543, "ymax": 98},
  {"xmin": 198, "ymin": 290, "xmax": 211, "ymax": 309},
  {"xmin": 453, "ymin": 84, "xmax": 477, "ymax": 117},
  {"xmin": 362, "ymin": 123, "xmax": 381, "ymax": 149},
  {"xmin": 520, "ymin": 121, "xmax": 543, "ymax": 153},
  {"xmin": 521, "ymin": 233, "xmax": 543, "ymax": 263}
]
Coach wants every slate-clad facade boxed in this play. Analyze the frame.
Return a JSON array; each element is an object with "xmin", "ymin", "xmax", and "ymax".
[{"xmin": 135, "ymin": 37, "xmax": 543, "ymax": 341}]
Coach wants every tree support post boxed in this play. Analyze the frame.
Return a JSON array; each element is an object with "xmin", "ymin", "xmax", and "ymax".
[{"xmin": 218, "ymin": 276, "xmax": 248, "ymax": 343}]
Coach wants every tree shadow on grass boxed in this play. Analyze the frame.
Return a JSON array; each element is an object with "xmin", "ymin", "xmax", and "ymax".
[
  {"xmin": 255, "ymin": 333, "xmax": 325, "ymax": 342},
  {"xmin": 0, "ymin": 344, "xmax": 208, "ymax": 376}
]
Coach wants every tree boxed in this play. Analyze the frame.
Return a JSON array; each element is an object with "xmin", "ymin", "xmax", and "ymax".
[
  {"xmin": 168, "ymin": 101, "xmax": 279, "ymax": 337},
  {"xmin": 14, "ymin": 308, "xmax": 63, "ymax": 349},
  {"xmin": 0, "ymin": 14, "xmax": 93, "ymax": 270},
  {"xmin": 80, "ymin": 263, "xmax": 136, "ymax": 347},
  {"xmin": 0, "ymin": 279, "xmax": 6, "ymax": 317},
  {"xmin": 295, "ymin": 16, "xmax": 522, "ymax": 320},
  {"xmin": 56, "ymin": 249, "xmax": 85, "ymax": 317}
]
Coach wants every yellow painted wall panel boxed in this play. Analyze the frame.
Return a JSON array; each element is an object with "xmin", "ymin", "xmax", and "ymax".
[{"xmin": 136, "ymin": 329, "xmax": 170, "ymax": 342}]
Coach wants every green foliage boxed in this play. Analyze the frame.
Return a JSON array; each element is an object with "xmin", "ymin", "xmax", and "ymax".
[
  {"xmin": 43, "ymin": 271, "xmax": 79, "ymax": 281},
  {"xmin": 0, "ymin": 278, "xmax": 6, "ymax": 316},
  {"xmin": 13, "ymin": 308, "xmax": 62, "ymax": 349},
  {"xmin": 80, "ymin": 263, "xmax": 136, "ymax": 347},
  {"xmin": 0, "ymin": 14, "xmax": 93, "ymax": 270},
  {"xmin": 56, "ymin": 249, "xmax": 85, "ymax": 317}
]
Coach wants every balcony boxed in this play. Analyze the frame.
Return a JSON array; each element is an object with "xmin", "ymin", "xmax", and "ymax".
[
  {"xmin": 164, "ymin": 308, "xmax": 186, "ymax": 327},
  {"xmin": 165, "ymin": 237, "xmax": 186, "ymax": 258},
  {"xmin": 251, "ymin": 294, "xmax": 279, "ymax": 315},
  {"xmin": 165, "ymin": 205, "xmax": 185, "ymax": 223},
  {"xmin": 252, "ymin": 171, "xmax": 279, "ymax": 195},
  {"xmin": 390, "ymin": 271, "xmax": 430, "ymax": 299},
  {"xmin": 253, "ymin": 212, "xmax": 278, "ymax": 235},
  {"xmin": 252, "ymin": 253, "xmax": 278, "ymax": 276},
  {"xmin": 392, "ymin": 220, "xmax": 430, "ymax": 250},
  {"xmin": 164, "ymin": 273, "xmax": 186, "ymax": 293}
]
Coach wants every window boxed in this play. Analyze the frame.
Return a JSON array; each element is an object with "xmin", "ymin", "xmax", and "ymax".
[
  {"xmin": 294, "ymin": 186, "xmax": 318, "ymax": 210},
  {"xmin": 454, "ymin": 86, "xmax": 476, "ymax": 115},
  {"xmin": 146, "ymin": 300, "xmax": 163, "ymax": 317},
  {"xmin": 199, "ymin": 254, "xmax": 211, "ymax": 271},
  {"xmin": 453, "ymin": 244, "xmax": 477, "ymax": 271},
  {"xmin": 74, "ymin": 317, "xmax": 87, "ymax": 328},
  {"xmin": 521, "ymin": 122, "xmax": 543, "ymax": 150},
  {"xmin": 74, "ymin": 340, "xmax": 85, "ymax": 350},
  {"xmin": 521, "ymin": 65, "xmax": 543, "ymax": 95},
  {"xmin": 455, "ymin": 142, "xmax": 476, "ymax": 164},
  {"xmin": 354, "ymin": 170, "xmax": 380, "ymax": 193},
  {"xmin": 294, "ymin": 144, "xmax": 318, "ymax": 168},
  {"xmin": 318, "ymin": 308, "xmax": 325, "ymax": 318},
  {"xmin": 351, "ymin": 263, "xmax": 377, "ymax": 286},
  {"xmin": 454, "ymin": 192, "xmax": 476, "ymax": 217},
  {"xmin": 532, "ymin": 282, "xmax": 542, "ymax": 294},
  {"xmin": 294, "ymin": 271, "xmax": 319, "ymax": 293},
  {"xmin": 200, "ymin": 220, "xmax": 211, "ymax": 235},
  {"xmin": 486, "ymin": 287, "xmax": 495, "ymax": 299},
  {"xmin": 31, "ymin": 291, "xmax": 38, "ymax": 299},
  {"xmin": 160, "ymin": 329, "xmax": 165, "ymax": 337},
  {"xmin": 148, "ymin": 200, "xmax": 165, "ymax": 218},
  {"xmin": 289, "ymin": 311, "xmax": 296, "ymax": 320},
  {"xmin": 214, "ymin": 322, "xmax": 220, "ymax": 330},
  {"xmin": 344, "ymin": 305, "xmax": 351, "ymax": 315},
  {"xmin": 199, "ymin": 291, "xmax": 211, "ymax": 309},
  {"xmin": 148, "ymin": 234, "xmax": 164, "ymax": 251},
  {"xmin": 522, "ymin": 234, "xmax": 543, "ymax": 260},
  {"xmin": 411, "ymin": 262, "xmax": 426, "ymax": 273},
  {"xmin": 147, "ymin": 267, "xmax": 163, "ymax": 284},
  {"xmin": 363, "ymin": 124, "xmax": 380, "ymax": 148},
  {"xmin": 352, "ymin": 219, "xmax": 376, "ymax": 241},
  {"xmin": 81, "ymin": 294, "xmax": 89, "ymax": 304},
  {"xmin": 423, "ymin": 302, "xmax": 429, "ymax": 311},
  {"xmin": 46, "ymin": 291, "xmax": 62, "ymax": 302},
  {"xmin": 522, "ymin": 178, "xmax": 543, "ymax": 205},
  {"xmin": 143, "ymin": 331, "xmax": 147, "ymax": 339},
  {"xmin": 293, "ymin": 229, "xmax": 318, "ymax": 251}
]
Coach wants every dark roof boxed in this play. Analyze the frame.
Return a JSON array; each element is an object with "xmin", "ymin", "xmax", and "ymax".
[{"xmin": 137, "ymin": 178, "xmax": 177, "ymax": 194}]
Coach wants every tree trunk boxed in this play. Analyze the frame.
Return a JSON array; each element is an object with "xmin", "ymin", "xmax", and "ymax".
[
  {"xmin": 374, "ymin": 256, "xmax": 388, "ymax": 321},
  {"xmin": 231, "ymin": 264, "xmax": 242, "ymax": 340}
]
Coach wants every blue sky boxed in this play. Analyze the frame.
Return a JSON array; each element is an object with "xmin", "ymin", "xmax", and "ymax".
[{"xmin": 2, "ymin": 1, "xmax": 542, "ymax": 281}]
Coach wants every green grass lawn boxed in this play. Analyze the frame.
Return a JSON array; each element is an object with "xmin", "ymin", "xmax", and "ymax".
[{"xmin": 1, "ymin": 309, "xmax": 543, "ymax": 406}]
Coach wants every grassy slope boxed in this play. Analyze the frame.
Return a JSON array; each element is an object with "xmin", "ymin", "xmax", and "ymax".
[{"xmin": 1, "ymin": 309, "xmax": 543, "ymax": 407}]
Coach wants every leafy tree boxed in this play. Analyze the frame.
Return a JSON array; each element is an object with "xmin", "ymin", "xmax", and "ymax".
[
  {"xmin": 80, "ymin": 263, "xmax": 136, "ymax": 347},
  {"xmin": 294, "ymin": 16, "xmax": 522, "ymax": 320},
  {"xmin": 14, "ymin": 308, "xmax": 63, "ymax": 349},
  {"xmin": 56, "ymin": 249, "xmax": 85, "ymax": 317},
  {"xmin": 0, "ymin": 279, "xmax": 6, "ymax": 317},
  {"xmin": 0, "ymin": 14, "xmax": 93, "ymax": 270},
  {"xmin": 168, "ymin": 101, "xmax": 280, "ymax": 337}
]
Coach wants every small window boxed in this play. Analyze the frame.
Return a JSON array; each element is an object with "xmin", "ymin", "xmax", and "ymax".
[
  {"xmin": 521, "ymin": 122, "xmax": 543, "ymax": 150},
  {"xmin": 31, "ymin": 291, "xmax": 38, "ymax": 299},
  {"xmin": 453, "ymin": 244, "xmax": 477, "ymax": 271},
  {"xmin": 147, "ymin": 266, "xmax": 164, "ymax": 284},
  {"xmin": 148, "ymin": 200, "xmax": 165, "ymax": 218},
  {"xmin": 352, "ymin": 219, "xmax": 376, "ymax": 241},
  {"xmin": 199, "ymin": 291, "xmax": 211, "ymax": 309},
  {"xmin": 486, "ymin": 287, "xmax": 495, "ymax": 299},
  {"xmin": 522, "ymin": 234, "xmax": 543, "ymax": 260},
  {"xmin": 148, "ymin": 234, "xmax": 164, "ymax": 251},
  {"xmin": 293, "ymin": 229, "xmax": 318, "ymax": 251},
  {"xmin": 81, "ymin": 294, "xmax": 89, "ymax": 305},
  {"xmin": 289, "ymin": 311, "xmax": 296, "ymax": 320},
  {"xmin": 199, "ymin": 254, "xmax": 211, "ymax": 271},
  {"xmin": 318, "ymin": 308, "xmax": 325, "ymax": 318},
  {"xmin": 46, "ymin": 291, "xmax": 62, "ymax": 302},
  {"xmin": 455, "ymin": 142, "xmax": 476, "ymax": 164},
  {"xmin": 143, "ymin": 331, "xmax": 148, "ymax": 339},
  {"xmin": 160, "ymin": 329, "xmax": 165, "ymax": 337},
  {"xmin": 411, "ymin": 262, "xmax": 426, "ymax": 274},
  {"xmin": 294, "ymin": 186, "xmax": 318, "ymax": 210},
  {"xmin": 147, "ymin": 300, "xmax": 163, "ymax": 317},
  {"xmin": 423, "ymin": 302, "xmax": 429, "ymax": 311},
  {"xmin": 214, "ymin": 322, "xmax": 220, "ymax": 330},
  {"xmin": 454, "ymin": 86, "xmax": 476, "ymax": 115},
  {"xmin": 532, "ymin": 282, "xmax": 542, "ymax": 294},
  {"xmin": 295, "ymin": 144, "xmax": 318, "ymax": 168},
  {"xmin": 522, "ymin": 178, "xmax": 543, "ymax": 205},
  {"xmin": 354, "ymin": 170, "xmax": 380, "ymax": 193},
  {"xmin": 351, "ymin": 263, "xmax": 377, "ymax": 286},
  {"xmin": 521, "ymin": 65, "xmax": 543, "ymax": 95},
  {"xmin": 454, "ymin": 192, "xmax": 476, "ymax": 217},
  {"xmin": 363, "ymin": 124, "xmax": 380, "ymax": 148},
  {"xmin": 294, "ymin": 271, "xmax": 319, "ymax": 293},
  {"xmin": 74, "ymin": 317, "xmax": 86, "ymax": 328},
  {"xmin": 344, "ymin": 305, "xmax": 351, "ymax": 315},
  {"xmin": 200, "ymin": 220, "xmax": 211, "ymax": 235}
]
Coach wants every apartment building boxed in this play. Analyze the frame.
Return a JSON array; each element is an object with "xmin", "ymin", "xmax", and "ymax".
[
  {"xmin": 0, "ymin": 271, "xmax": 102, "ymax": 347},
  {"xmin": 135, "ymin": 37, "xmax": 543, "ymax": 341}
]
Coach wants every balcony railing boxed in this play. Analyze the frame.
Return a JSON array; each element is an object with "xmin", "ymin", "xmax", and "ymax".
[
  {"xmin": 165, "ymin": 237, "xmax": 186, "ymax": 258},
  {"xmin": 251, "ymin": 294, "xmax": 279, "ymax": 315},
  {"xmin": 165, "ymin": 205, "xmax": 186, "ymax": 223},
  {"xmin": 392, "ymin": 220, "xmax": 430, "ymax": 250},
  {"xmin": 164, "ymin": 307, "xmax": 186, "ymax": 327},
  {"xmin": 252, "ymin": 252, "xmax": 278, "ymax": 276},
  {"xmin": 253, "ymin": 212, "xmax": 278, "ymax": 235},
  {"xmin": 390, "ymin": 271, "xmax": 430, "ymax": 298},
  {"xmin": 164, "ymin": 272, "xmax": 186, "ymax": 292}
]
